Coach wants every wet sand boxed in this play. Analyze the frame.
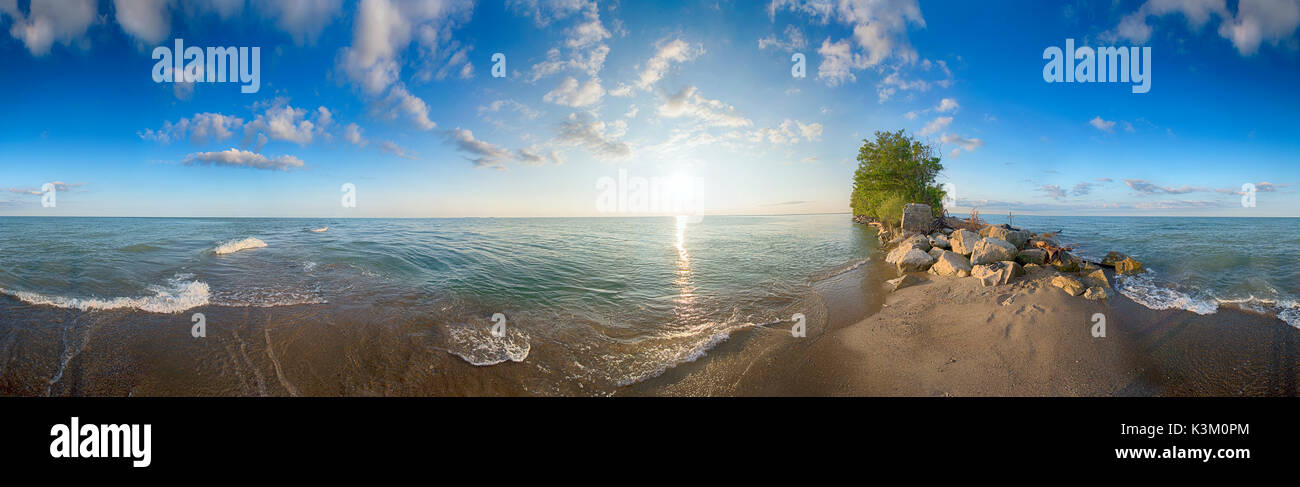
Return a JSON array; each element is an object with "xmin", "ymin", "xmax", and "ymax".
[
  {"xmin": 3, "ymin": 262, "xmax": 1297, "ymax": 397},
  {"xmin": 630, "ymin": 265, "xmax": 1300, "ymax": 396}
]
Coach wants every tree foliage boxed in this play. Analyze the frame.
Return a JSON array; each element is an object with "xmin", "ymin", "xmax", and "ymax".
[{"xmin": 850, "ymin": 130, "xmax": 946, "ymax": 226}]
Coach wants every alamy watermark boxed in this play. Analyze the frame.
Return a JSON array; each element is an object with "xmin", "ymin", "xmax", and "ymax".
[
  {"xmin": 595, "ymin": 169, "xmax": 704, "ymax": 215},
  {"xmin": 1044, "ymin": 39, "xmax": 1150, "ymax": 94},
  {"xmin": 152, "ymin": 39, "xmax": 260, "ymax": 94}
]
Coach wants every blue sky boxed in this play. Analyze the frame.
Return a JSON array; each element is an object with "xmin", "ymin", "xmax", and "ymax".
[{"xmin": 0, "ymin": 0, "xmax": 1297, "ymax": 217}]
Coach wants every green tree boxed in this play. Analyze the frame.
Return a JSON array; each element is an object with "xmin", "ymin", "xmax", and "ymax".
[{"xmin": 850, "ymin": 130, "xmax": 946, "ymax": 226}]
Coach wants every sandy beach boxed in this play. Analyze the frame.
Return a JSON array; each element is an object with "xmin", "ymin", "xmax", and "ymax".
[{"xmin": 630, "ymin": 262, "xmax": 1300, "ymax": 396}]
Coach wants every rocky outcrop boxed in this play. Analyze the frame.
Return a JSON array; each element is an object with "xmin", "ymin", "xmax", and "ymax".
[
  {"xmin": 901, "ymin": 234, "xmax": 931, "ymax": 252},
  {"xmin": 1084, "ymin": 286, "xmax": 1110, "ymax": 300},
  {"xmin": 1051, "ymin": 275, "xmax": 1085, "ymax": 296},
  {"xmin": 1015, "ymin": 248, "xmax": 1047, "ymax": 265},
  {"xmin": 950, "ymin": 229, "xmax": 980, "ymax": 256},
  {"xmin": 895, "ymin": 248, "xmax": 936, "ymax": 273},
  {"xmin": 970, "ymin": 237, "xmax": 1017, "ymax": 265},
  {"xmin": 1082, "ymin": 269, "xmax": 1110, "ymax": 289},
  {"xmin": 1050, "ymin": 251, "xmax": 1082, "ymax": 273},
  {"xmin": 971, "ymin": 261, "xmax": 1024, "ymax": 287},
  {"xmin": 929, "ymin": 250, "xmax": 973, "ymax": 277},
  {"xmin": 901, "ymin": 203, "xmax": 933, "ymax": 233},
  {"xmin": 1103, "ymin": 251, "xmax": 1144, "ymax": 275},
  {"xmin": 983, "ymin": 225, "xmax": 1031, "ymax": 248},
  {"xmin": 929, "ymin": 233, "xmax": 950, "ymax": 249}
]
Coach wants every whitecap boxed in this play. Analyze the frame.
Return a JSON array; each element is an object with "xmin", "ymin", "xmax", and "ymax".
[
  {"xmin": 213, "ymin": 237, "xmax": 267, "ymax": 255},
  {"xmin": 1, "ymin": 275, "xmax": 210, "ymax": 313}
]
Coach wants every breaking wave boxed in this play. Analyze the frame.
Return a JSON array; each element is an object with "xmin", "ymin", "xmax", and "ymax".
[
  {"xmin": 0, "ymin": 275, "xmax": 210, "ymax": 313},
  {"xmin": 213, "ymin": 237, "xmax": 267, "ymax": 255}
]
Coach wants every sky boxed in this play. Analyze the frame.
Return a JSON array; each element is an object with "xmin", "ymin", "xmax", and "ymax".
[{"xmin": 0, "ymin": 0, "xmax": 1297, "ymax": 218}]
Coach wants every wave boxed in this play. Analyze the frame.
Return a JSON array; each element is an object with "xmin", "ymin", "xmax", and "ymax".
[
  {"xmin": 613, "ymin": 322, "xmax": 754, "ymax": 387},
  {"xmin": 309, "ymin": 227, "xmax": 328, "ymax": 233},
  {"xmin": 0, "ymin": 275, "xmax": 210, "ymax": 313},
  {"xmin": 443, "ymin": 325, "xmax": 530, "ymax": 366},
  {"xmin": 213, "ymin": 237, "xmax": 267, "ymax": 255},
  {"xmin": 1117, "ymin": 272, "xmax": 1300, "ymax": 328}
]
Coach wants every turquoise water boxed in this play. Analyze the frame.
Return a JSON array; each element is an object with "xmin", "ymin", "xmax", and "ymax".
[
  {"xmin": 981, "ymin": 215, "xmax": 1300, "ymax": 326},
  {"xmin": 0, "ymin": 215, "xmax": 877, "ymax": 386}
]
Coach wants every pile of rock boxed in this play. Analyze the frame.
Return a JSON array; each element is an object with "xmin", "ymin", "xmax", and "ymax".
[{"xmin": 869, "ymin": 203, "xmax": 1145, "ymax": 300}]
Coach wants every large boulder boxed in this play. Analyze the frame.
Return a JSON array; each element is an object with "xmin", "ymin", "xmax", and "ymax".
[
  {"xmin": 970, "ymin": 237, "xmax": 1018, "ymax": 265},
  {"xmin": 895, "ymin": 248, "xmax": 935, "ymax": 273},
  {"xmin": 1015, "ymin": 248, "xmax": 1048, "ymax": 265},
  {"xmin": 985, "ymin": 226, "xmax": 1032, "ymax": 248},
  {"xmin": 1050, "ymin": 251, "xmax": 1082, "ymax": 273},
  {"xmin": 901, "ymin": 234, "xmax": 931, "ymax": 252},
  {"xmin": 1082, "ymin": 269, "xmax": 1110, "ymax": 289},
  {"xmin": 929, "ymin": 250, "xmax": 973, "ymax": 277},
  {"xmin": 950, "ymin": 229, "xmax": 981, "ymax": 256},
  {"xmin": 1103, "ymin": 251, "xmax": 1144, "ymax": 275},
  {"xmin": 929, "ymin": 233, "xmax": 950, "ymax": 250},
  {"xmin": 928, "ymin": 247, "xmax": 944, "ymax": 260},
  {"xmin": 886, "ymin": 273, "xmax": 926, "ymax": 292},
  {"xmin": 901, "ymin": 203, "xmax": 933, "ymax": 233},
  {"xmin": 1051, "ymin": 275, "xmax": 1085, "ymax": 296},
  {"xmin": 971, "ymin": 261, "xmax": 1024, "ymax": 287}
]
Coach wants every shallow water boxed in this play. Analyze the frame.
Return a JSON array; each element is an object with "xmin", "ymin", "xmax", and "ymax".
[{"xmin": 0, "ymin": 215, "xmax": 878, "ymax": 393}]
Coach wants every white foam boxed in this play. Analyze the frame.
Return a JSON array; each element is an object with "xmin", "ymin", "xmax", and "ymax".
[
  {"xmin": 1117, "ymin": 273, "xmax": 1218, "ymax": 315},
  {"xmin": 444, "ymin": 325, "xmax": 531, "ymax": 366},
  {"xmin": 309, "ymin": 227, "xmax": 327, "ymax": 233},
  {"xmin": 1, "ymin": 276, "xmax": 210, "ymax": 313},
  {"xmin": 213, "ymin": 237, "xmax": 267, "ymax": 255}
]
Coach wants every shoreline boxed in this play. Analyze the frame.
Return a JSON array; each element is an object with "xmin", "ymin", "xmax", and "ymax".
[{"xmin": 632, "ymin": 215, "xmax": 1300, "ymax": 396}]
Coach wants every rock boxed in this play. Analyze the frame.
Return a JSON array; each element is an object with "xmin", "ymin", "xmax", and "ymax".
[
  {"xmin": 971, "ymin": 261, "xmax": 1024, "ymax": 287},
  {"xmin": 1051, "ymin": 275, "xmax": 1085, "ymax": 296},
  {"xmin": 1050, "ymin": 251, "xmax": 1082, "ymax": 273},
  {"xmin": 895, "ymin": 248, "xmax": 935, "ymax": 273},
  {"xmin": 970, "ymin": 237, "xmax": 1018, "ymax": 265},
  {"xmin": 884, "ymin": 245, "xmax": 911, "ymax": 265},
  {"xmin": 1103, "ymin": 251, "xmax": 1144, "ymax": 275},
  {"xmin": 949, "ymin": 229, "xmax": 981, "ymax": 256},
  {"xmin": 901, "ymin": 203, "xmax": 933, "ymax": 233},
  {"xmin": 941, "ymin": 228, "xmax": 954, "ymax": 235},
  {"xmin": 1023, "ymin": 263, "xmax": 1042, "ymax": 272},
  {"xmin": 1100, "ymin": 251, "xmax": 1128, "ymax": 266},
  {"xmin": 1084, "ymin": 286, "xmax": 1110, "ymax": 300},
  {"xmin": 985, "ymin": 226, "xmax": 1032, "ymax": 248},
  {"xmin": 930, "ymin": 250, "xmax": 973, "ymax": 277},
  {"xmin": 886, "ymin": 273, "xmax": 926, "ymax": 292},
  {"xmin": 901, "ymin": 234, "xmax": 931, "ymax": 252},
  {"xmin": 1082, "ymin": 269, "xmax": 1109, "ymax": 289},
  {"xmin": 1015, "ymin": 248, "xmax": 1048, "ymax": 265},
  {"xmin": 928, "ymin": 247, "xmax": 944, "ymax": 260},
  {"xmin": 929, "ymin": 233, "xmax": 950, "ymax": 249}
]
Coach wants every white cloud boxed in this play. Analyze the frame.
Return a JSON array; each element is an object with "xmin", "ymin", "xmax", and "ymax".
[
  {"xmin": 1, "ymin": 0, "xmax": 97, "ymax": 55},
  {"xmin": 658, "ymin": 86, "xmax": 752, "ymax": 127},
  {"xmin": 379, "ymin": 140, "xmax": 416, "ymax": 159},
  {"xmin": 741, "ymin": 119, "xmax": 823, "ymax": 145},
  {"xmin": 543, "ymin": 76, "xmax": 606, "ymax": 107},
  {"xmin": 1089, "ymin": 116, "xmax": 1117, "ymax": 133},
  {"xmin": 140, "ymin": 112, "xmax": 245, "ymax": 144},
  {"xmin": 337, "ymin": 0, "xmax": 474, "ymax": 95},
  {"xmin": 758, "ymin": 24, "xmax": 807, "ymax": 51},
  {"xmin": 383, "ymin": 84, "xmax": 437, "ymax": 130},
  {"xmin": 556, "ymin": 112, "xmax": 631, "ymax": 159},
  {"xmin": 773, "ymin": 0, "xmax": 926, "ymax": 85},
  {"xmin": 935, "ymin": 98, "xmax": 959, "ymax": 112},
  {"xmin": 941, "ymin": 133, "xmax": 984, "ymax": 156},
  {"xmin": 447, "ymin": 128, "xmax": 515, "ymax": 168},
  {"xmin": 344, "ymin": 123, "xmax": 367, "ymax": 146},
  {"xmin": 919, "ymin": 116, "xmax": 952, "ymax": 136},
  {"xmin": 182, "ymin": 148, "xmax": 305, "ymax": 171},
  {"xmin": 253, "ymin": 0, "xmax": 343, "ymax": 45},
  {"xmin": 243, "ymin": 102, "xmax": 327, "ymax": 148},
  {"xmin": 1111, "ymin": 0, "xmax": 1299, "ymax": 56},
  {"xmin": 620, "ymin": 38, "xmax": 705, "ymax": 94}
]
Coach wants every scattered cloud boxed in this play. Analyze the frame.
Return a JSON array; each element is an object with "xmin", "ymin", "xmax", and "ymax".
[
  {"xmin": 1109, "ymin": 0, "xmax": 1300, "ymax": 56},
  {"xmin": 919, "ymin": 116, "xmax": 952, "ymax": 136},
  {"xmin": 543, "ymin": 76, "xmax": 606, "ymax": 107},
  {"xmin": 1089, "ymin": 116, "xmax": 1116, "ymax": 133},
  {"xmin": 182, "ymin": 148, "xmax": 305, "ymax": 171}
]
